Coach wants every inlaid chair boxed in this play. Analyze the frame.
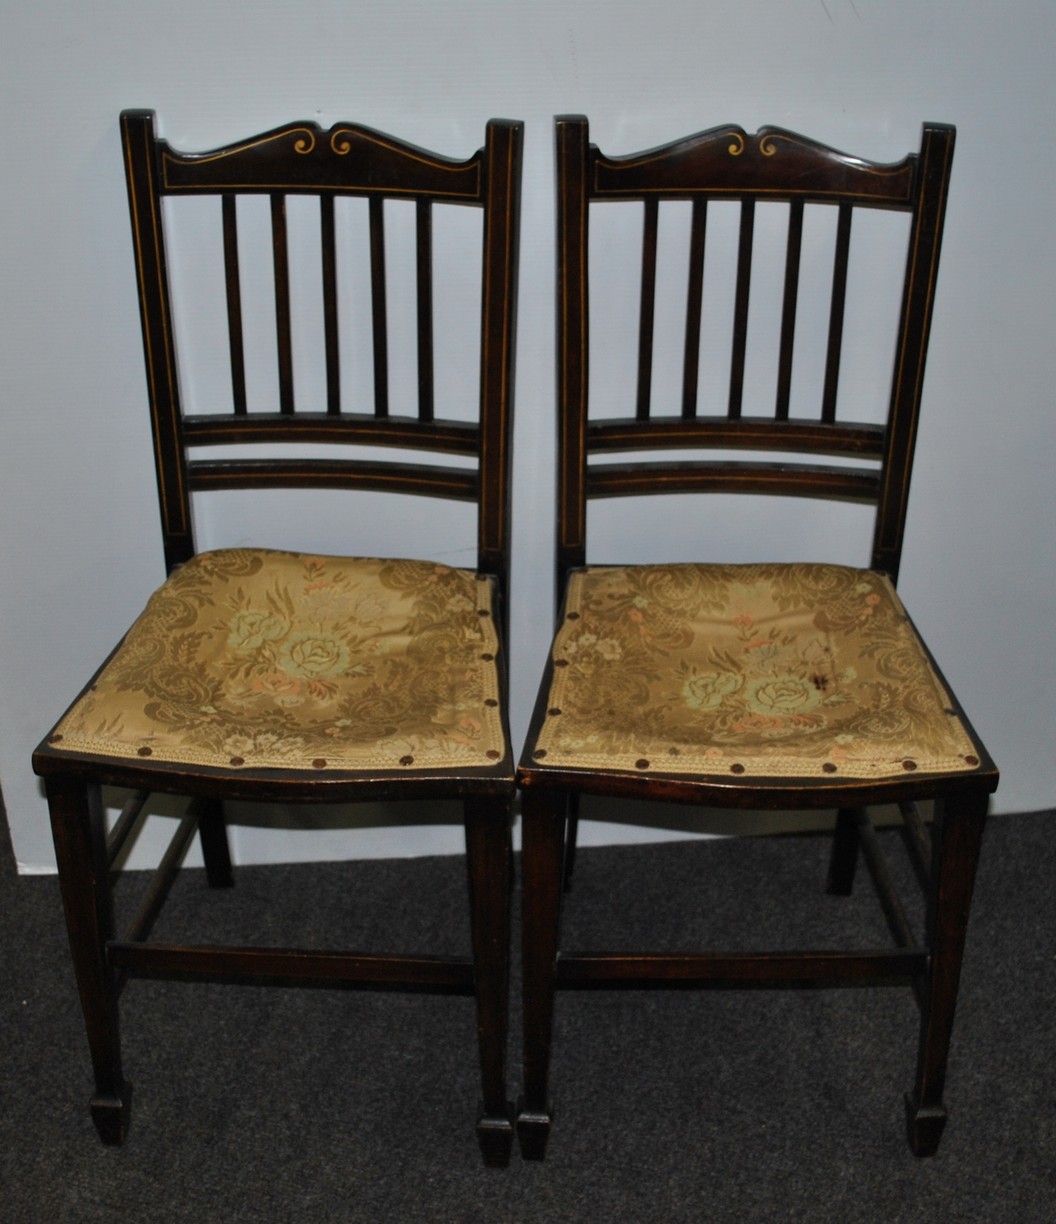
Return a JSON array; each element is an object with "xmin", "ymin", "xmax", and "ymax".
[
  {"xmin": 517, "ymin": 115, "xmax": 996, "ymax": 1159},
  {"xmin": 33, "ymin": 111, "xmax": 522, "ymax": 1166}
]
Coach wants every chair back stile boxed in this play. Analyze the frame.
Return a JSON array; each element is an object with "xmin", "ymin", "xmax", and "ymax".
[
  {"xmin": 553, "ymin": 113, "xmax": 955, "ymax": 594},
  {"xmin": 121, "ymin": 111, "xmax": 521, "ymax": 627}
]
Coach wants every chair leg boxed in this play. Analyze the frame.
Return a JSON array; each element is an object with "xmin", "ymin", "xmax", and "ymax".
[
  {"xmin": 562, "ymin": 793, "xmax": 580, "ymax": 892},
  {"xmin": 826, "ymin": 806, "xmax": 862, "ymax": 895},
  {"xmin": 464, "ymin": 797, "xmax": 514, "ymax": 1167},
  {"xmin": 517, "ymin": 788, "xmax": 567, "ymax": 1161},
  {"xmin": 905, "ymin": 790, "xmax": 987, "ymax": 1156},
  {"xmin": 194, "ymin": 797, "xmax": 234, "ymax": 889},
  {"xmin": 45, "ymin": 776, "xmax": 132, "ymax": 1144}
]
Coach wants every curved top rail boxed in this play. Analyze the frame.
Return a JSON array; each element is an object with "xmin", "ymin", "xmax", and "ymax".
[
  {"xmin": 124, "ymin": 111, "xmax": 485, "ymax": 199},
  {"xmin": 589, "ymin": 122, "xmax": 920, "ymax": 205}
]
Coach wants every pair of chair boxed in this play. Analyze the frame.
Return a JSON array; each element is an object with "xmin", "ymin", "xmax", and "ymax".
[{"xmin": 34, "ymin": 111, "xmax": 996, "ymax": 1168}]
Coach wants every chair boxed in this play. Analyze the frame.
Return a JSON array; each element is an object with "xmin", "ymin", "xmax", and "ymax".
[
  {"xmin": 517, "ymin": 115, "xmax": 997, "ymax": 1159},
  {"xmin": 33, "ymin": 111, "xmax": 522, "ymax": 1166}
]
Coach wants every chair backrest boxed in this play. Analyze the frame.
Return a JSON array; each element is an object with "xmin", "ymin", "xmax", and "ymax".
[
  {"xmin": 554, "ymin": 115, "xmax": 954, "ymax": 591},
  {"xmin": 121, "ymin": 111, "xmax": 522, "ymax": 611}
]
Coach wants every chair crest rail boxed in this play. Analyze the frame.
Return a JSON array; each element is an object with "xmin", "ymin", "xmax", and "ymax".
[
  {"xmin": 590, "ymin": 124, "xmax": 918, "ymax": 205},
  {"xmin": 151, "ymin": 116, "xmax": 485, "ymax": 200}
]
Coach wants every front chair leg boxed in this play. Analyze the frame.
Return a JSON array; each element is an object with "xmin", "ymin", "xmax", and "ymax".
[
  {"xmin": 464, "ymin": 797, "xmax": 514, "ymax": 1167},
  {"xmin": 517, "ymin": 788, "xmax": 567, "ymax": 1161},
  {"xmin": 905, "ymin": 790, "xmax": 987, "ymax": 1156},
  {"xmin": 45, "ymin": 776, "xmax": 132, "ymax": 1144}
]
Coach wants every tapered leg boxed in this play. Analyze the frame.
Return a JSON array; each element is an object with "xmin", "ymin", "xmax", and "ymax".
[
  {"xmin": 45, "ymin": 775, "xmax": 132, "ymax": 1144},
  {"xmin": 826, "ymin": 806, "xmax": 861, "ymax": 895},
  {"xmin": 194, "ymin": 797, "xmax": 234, "ymax": 889},
  {"xmin": 905, "ymin": 790, "xmax": 987, "ymax": 1156},
  {"xmin": 562, "ymin": 793, "xmax": 580, "ymax": 892},
  {"xmin": 517, "ymin": 788, "xmax": 568, "ymax": 1160},
  {"xmin": 464, "ymin": 797, "xmax": 514, "ymax": 1167}
]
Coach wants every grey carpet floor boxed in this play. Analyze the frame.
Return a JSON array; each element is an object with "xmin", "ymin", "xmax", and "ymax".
[{"xmin": 1, "ymin": 808, "xmax": 1053, "ymax": 1221}]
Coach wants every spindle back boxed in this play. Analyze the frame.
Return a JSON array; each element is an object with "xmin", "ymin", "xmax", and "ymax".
[
  {"xmin": 554, "ymin": 115, "xmax": 954, "ymax": 587},
  {"xmin": 122, "ymin": 111, "xmax": 522, "ymax": 607}
]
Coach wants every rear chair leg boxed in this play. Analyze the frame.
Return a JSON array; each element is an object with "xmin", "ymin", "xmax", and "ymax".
[
  {"xmin": 46, "ymin": 776, "xmax": 132, "ymax": 1143},
  {"xmin": 464, "ymin": 797, "xmax": 514, "ymax": 1167},
  {"xmin": 194, "ymin": 796, "xmax": 234, "ymax": 889},
  {"xmin": 826, "ymin": 806, "xmax": 861, "ymax": 895},
  {"xmin": 905, "ymin": 791, "xmax": 987, "ymax": 1156}
]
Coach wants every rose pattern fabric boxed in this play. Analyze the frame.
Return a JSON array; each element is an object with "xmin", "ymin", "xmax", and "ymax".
[
  {"xmin": 533, "ymin": 563, "xmax": 980, "ymax": 779},
  {"xmin": 50, "ymin": 549, "xmax": 506, "ymax": 772}
]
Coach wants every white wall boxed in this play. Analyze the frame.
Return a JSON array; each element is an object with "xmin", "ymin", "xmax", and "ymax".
[{"xmin": 2, "ymin": 1, "xmax": 1053, "ymax": 871}]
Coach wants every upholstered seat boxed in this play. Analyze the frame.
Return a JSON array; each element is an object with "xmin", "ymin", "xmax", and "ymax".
[
  {"xmin": 50, "ymin": 549, "xmax": 506, "ymax": 773},
  {"xmin": 531, "ymin": 563, "xmax": 979, "ymax": 781}
]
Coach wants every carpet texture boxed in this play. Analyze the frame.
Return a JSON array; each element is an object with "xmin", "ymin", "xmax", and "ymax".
[{"xmin": 1, "ymin": 806, "xmax": 1052, "ymax": 1221}]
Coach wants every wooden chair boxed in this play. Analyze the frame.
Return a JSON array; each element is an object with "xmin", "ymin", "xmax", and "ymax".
[
  {"xmin": 33, "ymin": 111, "xmax": 522, "ymax": 1166},
  {"xmin": 517, "ymin": 115, "xmax": 997, "ymax": 1160}
]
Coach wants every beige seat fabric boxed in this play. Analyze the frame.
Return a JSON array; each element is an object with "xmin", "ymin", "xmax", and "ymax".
[
  {"xmin": 532, "ymin": 562, "xmax": 979, "ymax": 780},
  {"xmin": 50, "ymin": 548, "xmax": 506, "ymax": 772}
]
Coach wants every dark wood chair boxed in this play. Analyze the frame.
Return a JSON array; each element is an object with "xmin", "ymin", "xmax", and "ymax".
[
  {"xmin": 33, "ymin": 111, "xmax": 522, "ymax": 1166},
  {"xmin": 517, "ymin": 115, "xmax": 996, "ymax": 1160}
]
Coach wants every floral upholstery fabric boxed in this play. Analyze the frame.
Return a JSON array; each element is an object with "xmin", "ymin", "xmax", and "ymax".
[
  {"xmin": 50, "ymin": 549, "xmax": 507, "ymax": 773},
  {"xmin": 532, "ymin": 563, "xmax": 980, "ymax": 780}
]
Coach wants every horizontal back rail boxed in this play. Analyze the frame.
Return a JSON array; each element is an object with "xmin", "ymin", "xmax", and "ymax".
[
  {"xmin": 585, "ymin": 460, "xmax": 880, "ymax": 503},
  {"xmin": 187, "ymin": 458, "xmax": 479, "ymax": 500},
  {"xmin": 587, "ymin": 416, "xmax": 886, "ymax": 458},
  {"xmin": 182, "ymin": 412, "xmax": 480, "ymax": 454}
]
